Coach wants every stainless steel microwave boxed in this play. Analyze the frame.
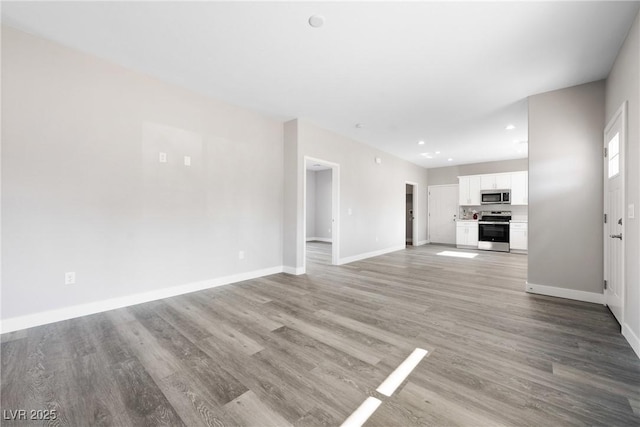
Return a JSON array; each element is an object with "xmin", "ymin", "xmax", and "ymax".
[{"xmin": 481, "ymin": 190, "xmax": 511, "ymax": 205}]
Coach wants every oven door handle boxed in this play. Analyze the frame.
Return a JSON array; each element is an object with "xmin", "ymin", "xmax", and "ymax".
[{"xmin": 479, "ymin": 221, "xmax": 510, "ymax": 225}]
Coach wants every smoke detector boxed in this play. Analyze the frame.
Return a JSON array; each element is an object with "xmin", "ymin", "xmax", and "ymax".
[{"xmin": 308, "ymin": 15, "xmax": 325, "ymax": 28}]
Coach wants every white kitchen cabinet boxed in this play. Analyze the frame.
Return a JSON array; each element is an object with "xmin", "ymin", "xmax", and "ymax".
[
  {"xmin": 510, "ymin": 222, "xmax": 527, "ymax": 251},
  {"xmin": 480, "ymin": 173, "xmax": 512, "ymax": 190},
  {"xmin": 510, "ymin": 171, "xmax": 528, "ymax": 205},
  {"xmin": 456, "ymin": 221, "xmax": 478, "ymax": 248},
  {"xmin": 458, "ymin": 176, "xmax": 481, "ymax": 206}
]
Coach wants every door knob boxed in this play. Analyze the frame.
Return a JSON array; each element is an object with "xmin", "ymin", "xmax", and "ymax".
[{"xmin": 610, "ymin": 234, "xmax": 623, "ymax": 240}]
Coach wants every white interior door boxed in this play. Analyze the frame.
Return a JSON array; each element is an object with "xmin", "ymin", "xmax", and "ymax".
[
  {"xmin": 604, "ymin": 102, "xmax": 626, "ymax": 325},
  {"xmin": 428, "ymin": 185, "xmax": 459, "ymax": 244}
]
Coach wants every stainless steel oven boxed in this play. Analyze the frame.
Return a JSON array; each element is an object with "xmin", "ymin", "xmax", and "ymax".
[{"xmin": 478, "ymin": 211, "xmax": 511, "ymax": 252}]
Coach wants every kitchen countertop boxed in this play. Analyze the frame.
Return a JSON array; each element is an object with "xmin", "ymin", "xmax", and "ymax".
[{"xmin": 510, "ymin": 219, "xmax": 528, "ymax": 223}]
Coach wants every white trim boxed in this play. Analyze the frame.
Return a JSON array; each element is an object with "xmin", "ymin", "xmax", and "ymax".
[
  {"xmin": 416, "ymin": 240, "xmax": 429, "ymax": 246},
  {"xmin": 338, "ymin": 245, "xmax": 405, "ymax": 265},
  {"xmin": 622, "ymin": 323, "xmax": 640, "ymax": 359},
  {"xmin": 0, "ymin": 266, "xmax": 284, "ymax": 334},
  {"xmin": 306, "ymin": 237, "xmax": 332, "ymax": 243},
  {"xmin": 283, "ymin": 265, "xmax": 305, "ymax": 275},
  {"xmin": 525, "ymin": 282, "xmax": 605, "ymax": 305}
]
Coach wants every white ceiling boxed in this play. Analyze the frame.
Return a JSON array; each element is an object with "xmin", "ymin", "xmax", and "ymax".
[{"xmin": 3, "ymin": 1, "xmax": 638, "ymax": 168}]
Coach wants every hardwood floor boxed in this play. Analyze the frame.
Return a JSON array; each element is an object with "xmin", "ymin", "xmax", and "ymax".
[{"xmin": 2, "ymin": 243, "xmax": 639, "ymax": 426}]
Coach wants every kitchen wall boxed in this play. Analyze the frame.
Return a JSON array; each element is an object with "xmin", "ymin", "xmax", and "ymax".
[
  {"xmin": 606, "ymin": 10, "xmax": 640, "ymax": 355},
  {"xmin": 428, "ymin": 158, "xmax": 528, "ymax": 186},
  {"xmin": 528, "ymin": 80, "xmax": 605, "ymax": 298},
  {"xmin": 283, "ymin": 119, "xmax": 429, "ymax": 271},
  {"xmin": 460, "ymin": 205, "xmax": 528, "ymax": 221},
  {"xmin": 2, "ymin": 27, "xmax": 284, "ymax": 328}
]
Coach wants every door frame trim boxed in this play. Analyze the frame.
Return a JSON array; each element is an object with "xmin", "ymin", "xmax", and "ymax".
[
  {"xmin": 405, "ymin": 181, "xmax": 419, "ymax": 246},
  {"xmin": 303, "ymin": 156, "xmax": 340, "ymax": 270},
  {"xmin": 603, "ymin": 101, "xmax": 626, "ymax": 324}
]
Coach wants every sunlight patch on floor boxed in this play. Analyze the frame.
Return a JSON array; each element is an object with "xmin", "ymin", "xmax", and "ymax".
[{"xmin": 437, "ymin": 250, "xmax": 478, "ymax": 259}]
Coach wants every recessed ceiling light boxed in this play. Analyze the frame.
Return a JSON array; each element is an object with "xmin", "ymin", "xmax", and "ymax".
[
  {"xmin": 418, "ymin": 140, "xmax": 425, "ymax": 145},
  {"xmin": 308, "ymin": 15, "xmax": 325, "ymax": 28},
  {"xmin": 505, "ymin": 124, "xmax": 515, "ymax": 130},
  {"xmin": 435, "ymin": 151, "xmax": 441, "ymax": 154},
  {"xmin": 448, "ymin": 158, "xmax": 453, "ymax": 161},
  {"xmin": 421, "ymin": 153, "xmax": 432, "ymax": 158}
]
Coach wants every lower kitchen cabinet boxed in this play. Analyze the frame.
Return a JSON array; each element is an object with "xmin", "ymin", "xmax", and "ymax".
[
  {"xmin": 456, "ymin": 221, "xmax": 478, "ymax": 248},
  {"xmin": 510, "ymin": 222, "xmax": 528, "ymax": 252}
]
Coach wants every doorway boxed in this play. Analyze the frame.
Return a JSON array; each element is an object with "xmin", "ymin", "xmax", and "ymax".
[
  {"xmin": 405, "ymin": 182, "xmax": 418, "ymax": 246},
  {"xmin": 304, "ymin": 157, "xmax": 340, "ymax": 270},
  {"xmin": 428, "ymin": 184, "xmax": 459, "ymax": 245},
  {"xmin": 604, "ymin": 102, "xmax": 626, "ymax": 326}
]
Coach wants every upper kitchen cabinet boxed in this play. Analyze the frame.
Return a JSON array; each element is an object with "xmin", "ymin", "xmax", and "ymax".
[
  {"xmin": 480, "ymin": 173, "xmax": 511, "ymax": 190},
  {"xmin": 459, "ymin": 175, "xmax": 481, "ymax": 205},
  {"xmin": 511, "ymin": 171, "xmax": 528, "ymax": 205}
]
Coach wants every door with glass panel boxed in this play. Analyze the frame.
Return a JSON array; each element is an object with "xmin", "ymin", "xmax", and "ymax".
[{"xmin": 604, "ymin": 102, "xmax": 626, "ymax": 325}]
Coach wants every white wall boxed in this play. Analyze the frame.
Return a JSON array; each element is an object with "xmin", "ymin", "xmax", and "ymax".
[
  {"xmin": 314, "ymin": 170, "xmax": 332, "ymax": 240},
  {"xmin": 305, "ymin": 169, "xmax": 331, "ymax": 241},
  {"xmin": 528, "ymin": 80, "xmax": 605, "ymax": 296},
  {"xmin": 305, "ymin": 170, "xmax": 316, "ymax": 237},
  {"xmin": 1, "ymin": 27, "xmax": 284, "ymax": 326},
  {"xmin": 606, "ymin": 10, "xmax": 640, "ymax": 355},
  {"xmin": 283, "ymin": 119, "xmax": 429, "ymax": 270},
  {"xmin": 427, "ymin": 158, "xmax": 528, "ymax": 186}
]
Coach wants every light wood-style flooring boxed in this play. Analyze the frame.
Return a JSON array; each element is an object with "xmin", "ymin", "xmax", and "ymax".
[{"xmin": 2, "ymin": 242, "xmax": 639, "ymax": 426}]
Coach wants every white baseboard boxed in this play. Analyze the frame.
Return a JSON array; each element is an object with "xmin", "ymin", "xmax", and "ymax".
[
  {"xmin": 416, "ymin": 240, "xmax": 429, "ymax": 246},
  {"xmin": 283, "ymin": 266, "xmax": 305, "ymax": 275},
  {"xmin": 306, "ymin": 237, "xmax": 332, "ymax": 243},
  {"xmin": 622, "ymin": 323, "xmax": 640, "ymax": 359},
  {"xmin": 0, "ymin": 266, "xmax": 284, "ymax": 334},
  {"xmin": 525, "ymin": 282, "xmax": 605, "ymax": 304},
  {"xmin": 338, "ymin": 245, "xmax": 405, "ymax": 265}
]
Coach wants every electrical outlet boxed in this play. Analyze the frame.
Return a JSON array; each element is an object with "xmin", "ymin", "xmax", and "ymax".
[
  {"xmin": 159, "ymin": 152, "xmax": 167, "ymax": 163},
  {"xmin": 65, "ymin": 272, "xmax": 76, "ymax": 285},
  {"xmin": 184, "ymin": 156, "xmax": 191, "ymax": 166},
  {"xmin": 238, "ymin": 251, "xmax": 245, "ymax": 260}
]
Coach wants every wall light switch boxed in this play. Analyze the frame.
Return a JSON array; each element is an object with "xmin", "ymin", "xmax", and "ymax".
[
  {"xmin": 348, "ymin": 208, "xmax": 352, "ymax": 216},
  {"xmin": 159, "ymin": 152, "xmax": 167, "ymax": 163},
  {"xmin": 238, "ymin": 251, "xmax": 245, "ymax": 260},
  {"xmin": 184, "ymin": 156, "xmax": 191, "ymax": 166},
  {"xmin": 629, "ymin": 203, "xmax": 635, "ymax": 219}
]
